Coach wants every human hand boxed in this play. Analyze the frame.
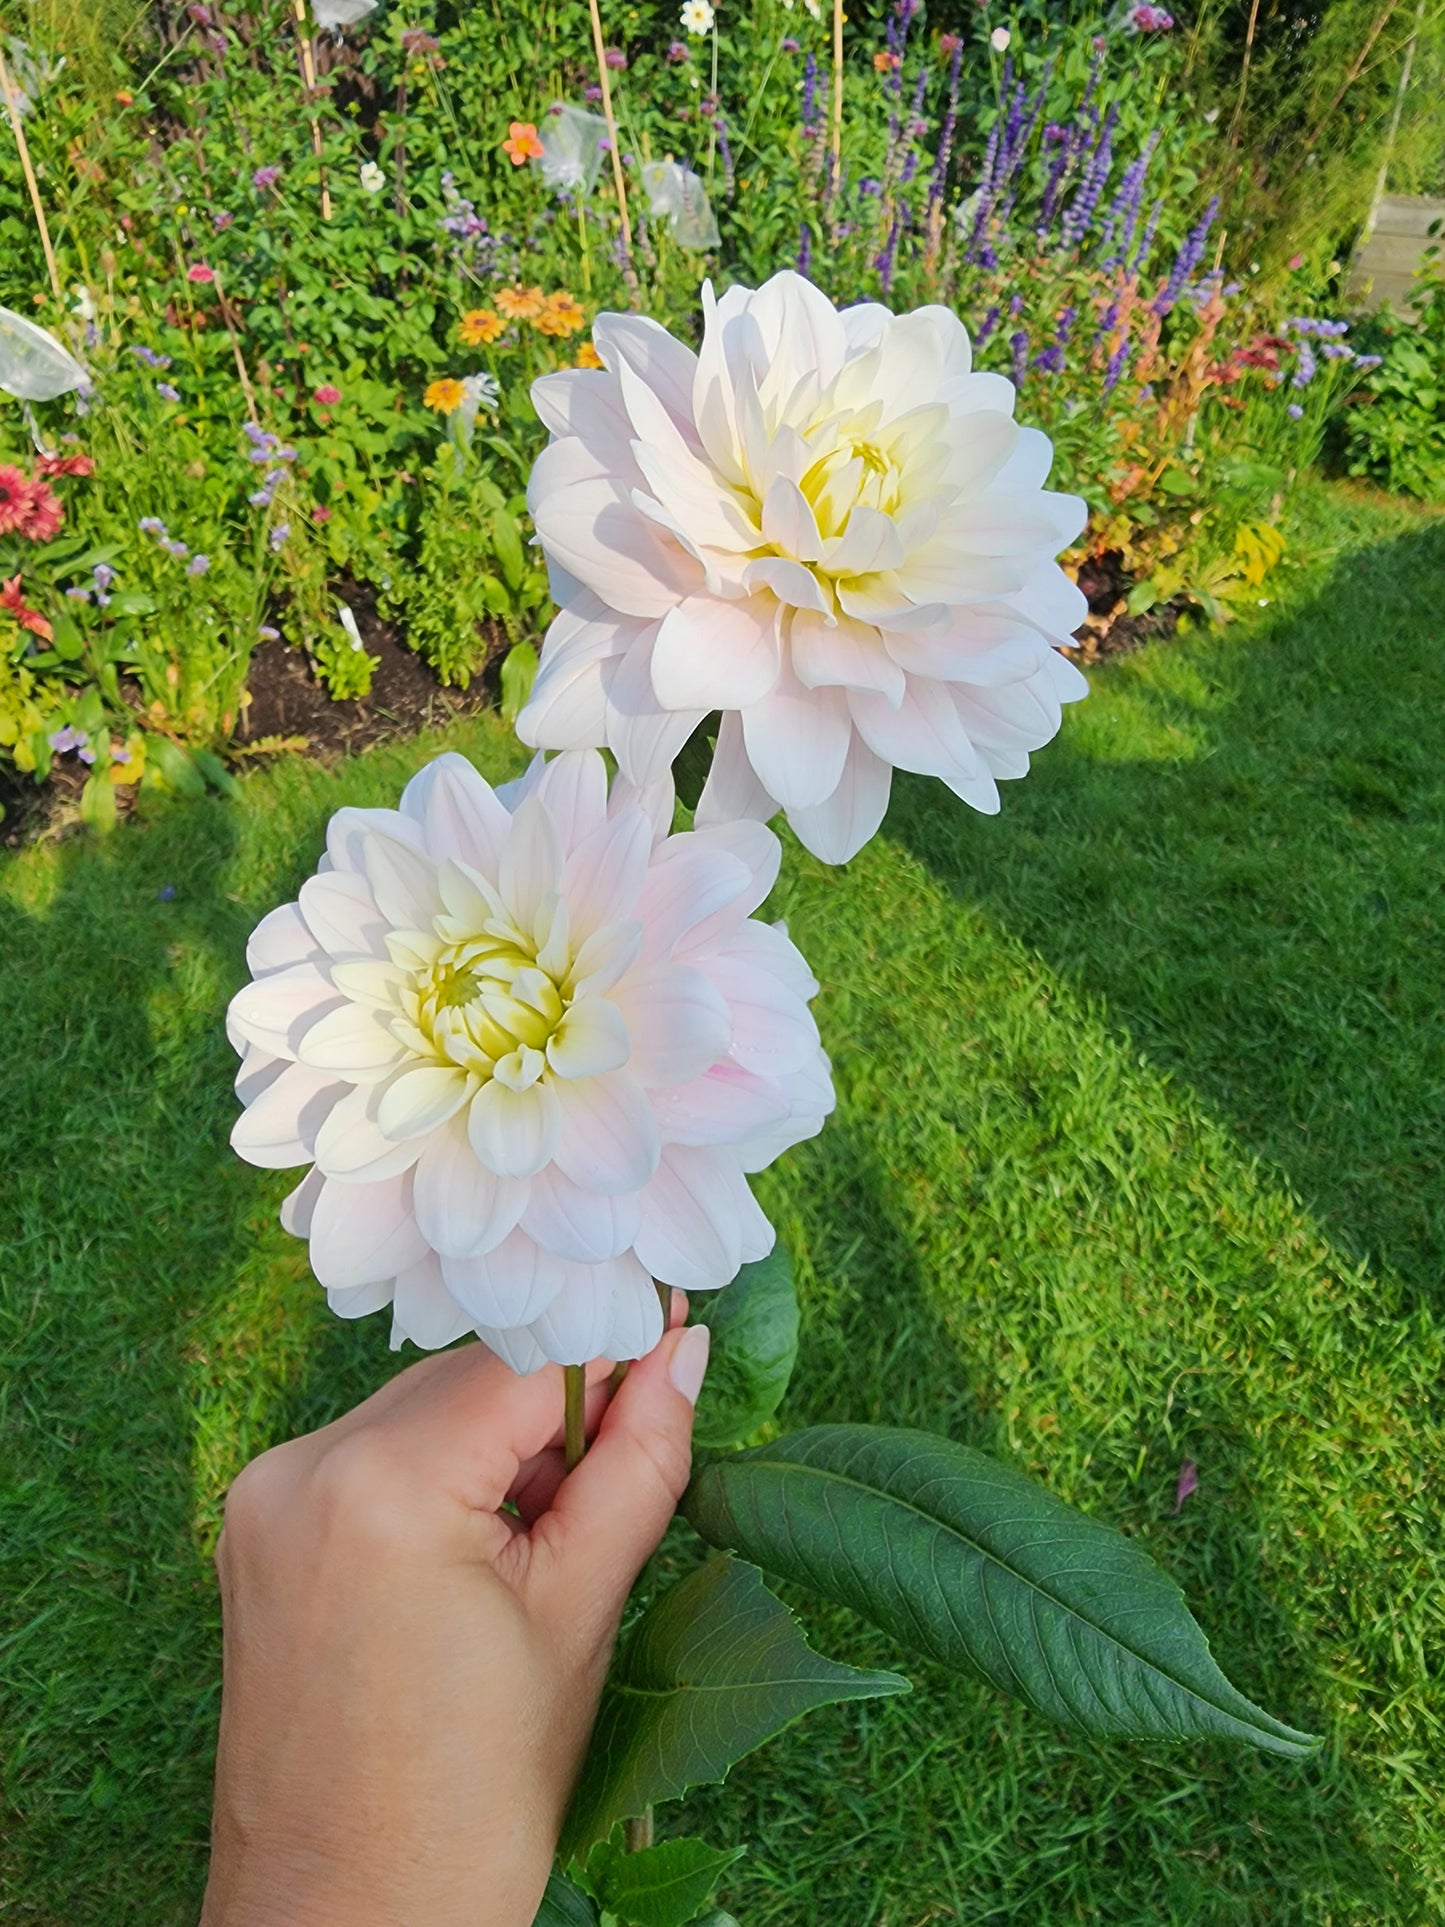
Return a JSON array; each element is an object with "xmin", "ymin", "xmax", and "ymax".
[{"xmin": 201, "ymin": 1304, "xmax": 710, "ymax": 1927}]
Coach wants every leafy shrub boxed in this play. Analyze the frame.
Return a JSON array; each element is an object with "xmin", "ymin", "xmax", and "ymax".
[{"xmin": 1342, "ymin": 260, "xmax": 1445, "ymax": 501}]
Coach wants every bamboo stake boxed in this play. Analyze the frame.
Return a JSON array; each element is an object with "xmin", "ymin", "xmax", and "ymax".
[
  {"xmin": 291, "ymin": 0, "xmax": 333, "ymax": 221},
  {"xmin": 0, "ymin": 43, "xmax": 64, "ymax": 306},
  {"xmin": 211, "ymin": 268, "xmax": 260, "ymax": 426},
  {"xmin": 831, "ymin": 0, "xmax": 845, "ymax": 186},
  {"xmin": 1225, "ymin": 0, "xmax": 1262, "ymax": 149},
  {"xmin": 583, "ymin": 0, "xmax": 639, "ymax": 301}
]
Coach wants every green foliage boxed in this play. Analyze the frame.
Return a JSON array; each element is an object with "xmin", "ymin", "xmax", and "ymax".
[
  {"xmin": 1343, "ymin": 266, "xmax": 1445, "ymax": 500},
  {"xmin": 534, "ymin": 1868, "xmax": 600, "ymax": 1926},
  {"xmin": 684, "ymin": 1425, "xmax": 1317, "ymax": 1754},
  {"xmin": 500, "ymin": 639, "xmax": 540, "ymax": 726},
  {"xmin": 560, "ymin": 1554, "xmax": 908, "ymax": 1861},
  {"xmin": 690, "ymin": 1247, "xmax": 799, "ymax": 1451},
  {"xmin": 582, "ymin": 1835, "xmax": 746, "ymax": 1927}
]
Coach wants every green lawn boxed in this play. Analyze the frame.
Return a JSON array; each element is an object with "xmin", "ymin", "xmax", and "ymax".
[{"xmin": 2, "ymin": 480, "xmax": 1442, "ymax": 1926}]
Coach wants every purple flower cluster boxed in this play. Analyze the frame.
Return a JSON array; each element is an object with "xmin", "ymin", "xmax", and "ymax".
[
  {"xmin": 1152, "ymin": 195, "xmax": 1220, "ymax": 315},
  {"xmin": 131, "ymin": 345, "xmax": 173, "ymax": 370},
  {"xmin": 49, "ymin": 725, "xmax": 96, "ymax": 765},
  {"xmin": 252, "ymin": 165, "xmax": 282, "ymax": 191},
  {"xmin": 245, "ymin": 423, "xmax": 296, "ymax": 510},
  {"xmin": 1286, "ymin": 316, "xmax": 1350, "ymax": 338},
  {"xmin": 967, "ymin": 60, "xmax": 1055, "ymax": 265},
  {"xmin": 1098, "ymin": 131, "xmax": 1158, "ymax": 270},
  {"xmin": 438, "ymin": 173, "xmax": 507, "ymax": 278},
  {"xmin": 157, "ymin": 382, "xmax": 180, "ymax": 402}
]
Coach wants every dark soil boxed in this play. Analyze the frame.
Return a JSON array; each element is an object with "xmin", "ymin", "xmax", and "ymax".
[{"xmin": 1064, "ymin": 547, "xmax": 1185, "ymax": 665}]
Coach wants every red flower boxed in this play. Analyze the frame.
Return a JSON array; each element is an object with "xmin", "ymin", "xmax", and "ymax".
[
  {"xmin": 312, "ymin": 384, "xmax": 342, "ymax": 405},
  {"xmin": 0, "ymin": 574, "xmax": 53, "ymax": 641},
  {"xmin": 21, "ymin": 482, "xmax": 65, "ymax": 544},
  {"xmin": 38, "ymin": 452, "xmax": 96, "ymax": 479},
  {"xmin": 187, "ymin": 263, "xmax": 216, "ymax": 284},
  {"xmin": 0, "ymin": 464, "xmax": 31, "ymax": 536}
]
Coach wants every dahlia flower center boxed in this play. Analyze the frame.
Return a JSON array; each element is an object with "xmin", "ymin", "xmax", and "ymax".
[
  {"xmin": 392, "ymin": 916, "xmax": 574, "ymax": 1091},
  {"xmin": 737, "ymin": 390, "xmax": 925, "ymax": 568}
]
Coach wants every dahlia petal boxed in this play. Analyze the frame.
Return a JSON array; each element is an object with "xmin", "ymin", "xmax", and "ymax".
[
  {"xmin": 849, "ymin": 674, "xmax": 983, "ymax": 781},
  {"xmin": 760, "ymin": 475, "xmax": 824, "ymax": 563},
  {"xmin": 327, "ymin": 805, "xmax": 425, "ymax": 876},
  {"xmin": 563, "ymin": 806, "xmax": 653, "ymax": 939},
  {"xmin": 736, "ymin": 1047, "xmax": 836, "ymax": 1171},
  {"xmin": 822, "ymin": 504, "xmax": 906, "ymax": 577},
  {"xmin": 951, "ymin": 677, "xmax": 1064, "ymax": 752},
  {"xmin": 280, "ymin": 1165, "xmax": 325, "ymax": 1237},
  {"xmin": 499, "ymin": 794, "xmax": 564, "ymax": 934},
  {"xmin": 681, "ymin": 913, "xmax": 818, "ymax": 1001},
  {"xmin": 650, "ymin": 1062, "xmax": 792, "ymax": 1146},
  {"xmin": 228, "ymin": 961, "xmax": 344, "ymax": 1062},
  {"xmin": 592, "ymin": 312, "xmax": 701, "ymax": 440},
  {"xmin": 375, "ymin": 1064, "xmax": 472, "ymax": 1139},
  {"xmin": 883, "ymin": 609, "xmax": 1045, "ymax": 682},
  {"xmin": 740, "ymin": 665, "xmax": 852, "ymax": 811},
  {"xmin": 634, "ymin": 1145, "xmax": 744, "ymax": 1292},
  {"xmin": 729, "ymin": 1165, "xmax": 779, "ymax": 1263},
  {"xmin": 234, "ymin": 1046, "xmax": 284, "ymax": 1107},
  {"xmin": 231, "ymin": 1059, "xmax": 346, "ymax": 1168},
  {"xmin": 792, "ymin": 609, "xmax": 906, "ymax": 706},
  {"xmin": 546, "ymin": 995, "xmax": 630, "ymax": 1080},
  {"xmin": 1044, "ymin": 647, "xmax": 1091, "ymax": 703},
  {"xmin": 329, "ymin": 958, "xmax": 410, "ymax": 1010},
  {"xmin": 950, "ymin": 488, "xmax": 1089, "ymax": 558},
  {"xmin": 839, "ymin": 301, "xmax": 891, "ymax": 352},
  {"xmin": 529, "ymin": 1263, "xmax": 626, "ymax": 1366},
  {"xmin": 993, "ymin": 423, "xmax": 1055, "ymax": 491},
  {"xmin": 363, "ymin": 830, "xmax": 442, "ymax": 931},
  {"xmin": 309, "ymin": 1172, "xmax": 429, "ymax": 1288},
  {"xmin": 786, "ymin": 731, "xmax": 893, "ymax": 863},
  {"xmin": 651, "ymin": 593, "xmax": 781, "ymax": 712},
  {"xmin": 246, "ymin": 902, "xmax": 322, "ymax": 977},
  {"xmin": 885, "ymin": 543, "xmax": 1024, "ymax": 604},
  {"xmin": 741, "ymin": 556, "xmax": 831, "ymax": 614},
  {"xmin": 530, "ymin": 441, "xmax": 699, "ymax": 618},
  {"xmin": 530, "ymin": 366, "xmax": 633, "ymax": 447},
  {"xmin": 314, "ymin": 1081, "xmax": 427, "ymax": 1182},
  {"xmin": 329, "ymin": 1278, "xmax": 397, "ymax": 1320},
  {"xmin": 475, "ymin": 1321, "xmax": 552, "ymax": 1375},
  {"xmin": 521, "ymin": 1164, "xmax": 643, "ymax": 1262},
  {"xmin": 413, "ymin": 1116, "xmax": 527, "ymax": 1257},
  {"xmin": 468, "ymin": 1077, "xmax": 562, "ymax": 1180},
  {"xmin": 635, "ymin": 840, "xmax": 754, "ymax": 960},
  {"xmin": 299, "ymin": 872, "xmax": 390, "ymax": 962},
  {"xmin": 601, "ymin": 1260, "xmax": 667, "ymax": 1364},
  {"xmin": 297, "ymin": 1001, "xmax": 408, "ymax": 1083},
  {"xmin": 944, "ymin": 370, "xmax": 1018, "ymax": 417},
  {"xmin": 534, "ymin": 748, "xmax": 610, "ymax": 854},
  {"xmin": 389, "ymin": 1253, "xmax": 473, "ymax": 1350},
  {"xmin": 747, "ymin": 270, "xmax": 849, "ymax": 400},
  {"xmin": 694, "ymin": 711, "xmax": 779, "ymax": 830},
  {"xmin": 520, "ymin": 654, "xmax": 613, "ymax": 753},
  {"xmin": 569, "ymin": 918, "xmax": 645, "ymax": 997},
  {"xmin": 680, "ymin": 820, "xmax": 783, "ymax": 927},
  {"xmin": 604, "ymin": 630, "xmax": 708, "ymax": 786},
  {"xmin": 441, "ymin": 1228, "xmax": 568, "ymax": 1329},
  {"xmin": 692, "ymin": 280, "xmax": 752, "ymax": 485},
  {"xmin": 610, "ymin": 963, "xmax": 733, "ymax": 1085},
  {"xmin": 405, "ymin": 752, "xmax": 513, "ymax": 873},
  {"xmin": 696, "ymin": 955, "xmax": 818, "ymax": 1077},
  {"xmin": 552, "ymin": 1069, "xmax": 661, "ymax": 1194},
  {"xmin": 609, "ymin": 768, "xmax": 676, "ymax": 844}
]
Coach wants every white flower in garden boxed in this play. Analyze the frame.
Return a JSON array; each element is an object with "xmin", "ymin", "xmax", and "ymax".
[
  {"xmin": 519, "ymin": 270, "xmax": 1089, "ymax": 865},
  {"xmin": 227, "ymin": 749, "xmax": 833, "ymax": 1372},
  {"xmin": 680, "ymin": 0, "xmax": 715, "ymax": 34},
  {"xmin": 359, "ymin": 160, "xmax": 385, "ymax": 194},
  {"xmin": 990, "ymin": 26, "xmax": 1012, "ymax": 50}
]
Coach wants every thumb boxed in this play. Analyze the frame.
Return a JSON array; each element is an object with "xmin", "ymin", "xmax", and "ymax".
[{"xmin": 534, "ymin": 1322, "xmax": 711, "ymax": 1643}]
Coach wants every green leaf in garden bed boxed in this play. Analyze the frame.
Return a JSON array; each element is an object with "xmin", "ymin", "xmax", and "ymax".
[
  {"xmin": 683, "ymin": 1426, "xmax": 1318, "ymax": 1757},
  {"xmin": 501, "ymin": 640, "xmax": 539, "ymax": 726},
  {"xmin": 691, "ymin": 1245, "xmax": 799, "ymax": 1450},
  {"xmin": 1126, "ymin": 580, "xmax": 1160, "ymax": 616},
  {"xmin": 560, "ymin": 1554, "xmax": 909, "ymax": 1861},
  {"xmin": 79, "ymin": 772, "xmax": 117, "ymax": 834},
  {"xmin": 142, "ymin": 737, "xmax": 207, "ymax": 799},
  {"xmin": 192, "ymin": 748, "xmax": 242, "ymax": 799},
  {"xmin": 533, "ymin": 1868, "xmax": 599, "ymax": 1926},
  {"xmin": 583, "ymin": 1835, "xmax": 745, "ymax": 1927}
]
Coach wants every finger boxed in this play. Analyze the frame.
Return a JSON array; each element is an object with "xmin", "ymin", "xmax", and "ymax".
[
  {"xmin": 510, "ymin": 1448, "xmax": 568, "ymax": 1526},
  {"xmin": 524, "ymin": 1322, "xmax": 710, "ymax": 1647}
]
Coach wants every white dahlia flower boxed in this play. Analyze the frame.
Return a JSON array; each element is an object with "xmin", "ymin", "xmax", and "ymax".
[
  {"xmin": 226, "ymin": 750, "xmax": 832, "ymax": 1372},
  {"xmin": 519, "ymin": 269, "xmax": 1091, "ymax": 864}
]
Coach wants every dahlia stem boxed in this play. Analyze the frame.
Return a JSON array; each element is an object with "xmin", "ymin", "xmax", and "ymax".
[
  {"xmin": 563, "ymin": 1363, "xmax": 587, "ymax": 1471},
  {"xmin": 654, "ymin": 1277, "xmax": 672, "ymax": 1327},
  {"xmin": 0, "ymin": 44, "xmax": 64, "ymax": 308}
]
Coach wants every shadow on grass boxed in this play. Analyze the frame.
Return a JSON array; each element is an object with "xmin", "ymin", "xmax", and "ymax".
[{"xmin": 888, "ymin": 517, "xmax": 1445, "ymax": 1319}]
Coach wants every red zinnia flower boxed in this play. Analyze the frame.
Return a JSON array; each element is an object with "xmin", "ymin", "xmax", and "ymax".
[
  {"xmin": 21, "ymin": 481, "xmax": 65, "ymax": 544},
  {"xmin": 187, "ymin": 263, "xmax": 217, "ymax": 284},
  {"xmin": 0, "ymin": 574, "xmax": 53, "ymax": 641},
  {"xmin": 0, "ymin": 465, "xmax": 31, "ymax": 536},
  {"xmin": 312, "ymin": 384, "xmax": 342, "ymax": 405},
  {"xmin": 38, "ymin": 452, "xmax": 96, "ymax": 479}
]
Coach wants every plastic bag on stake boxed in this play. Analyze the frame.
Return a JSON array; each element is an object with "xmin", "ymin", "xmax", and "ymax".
[
  {"xmin": 0, "ymin": 305, "xmax": 87, "ymax": 402},
  {"xmin": 536, "ymin": 104, "xmax": 609, "ymax": 194},
  {"xmin": 640, "ymin": 160, "xmax": 720, "ymax": 249},
  {"xmin": 311, "ymin": 0, "xmax": 378, "ymax": 26}
]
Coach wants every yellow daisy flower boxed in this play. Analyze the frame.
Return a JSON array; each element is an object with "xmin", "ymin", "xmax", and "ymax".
[
  {"xmin": 574, "ymin": 340, "xmax": 604, "ymax": 369},
  {"xmin": 536, "ymin": 290, "xmax": 587, "ymax": 338},
  {"xmin": 495, "ymin": 285, "xmax": 546, "ymax": 321},
  {"xmin": 459, "ymin": 308, "xmax": 507, "ymax": 346},
  {"xmin": 423, "ymin": 377, "xmax": 467, "ymax": 414}
]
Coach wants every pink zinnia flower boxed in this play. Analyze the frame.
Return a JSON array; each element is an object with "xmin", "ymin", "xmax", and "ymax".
[
  {"xmin": 187, "ymin": 263, "xmax": 216, "ymax": 284},
  {"xmin": 22, "ymin": 481, "xmax": 65, "ymax": 544},
  {"xmin": 313, "ymin": 384, "xmax": 342, "ymax": 405},
  {"xmin": 0, "ymin": 465, "xmax": 32, "ymax": 536}
]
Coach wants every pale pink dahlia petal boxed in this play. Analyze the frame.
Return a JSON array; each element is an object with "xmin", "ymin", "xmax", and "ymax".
[
  {"xmin": 390, "ymin": 1254, "xmax": 473, "ymax": 1350},
  {"xmin": 440, "ymin": 1229, "xmax": 570, "ymax": 1330},
  {"xmin": 609, "ymin": 962, "xmax": 732, "ymax": 1085},
  {"xmin": 739, "ymin": 664, "xmax": 852, "ymax": 811},
  {"xmin": 784, "ymin": 733, "xmax": 893, "ymax": 865},
  {"xmin": 650, "ymin": 593, "xmax": 781, "ymax": 711},
  {"xmin": 792, "ymin": 610, "xmax": 907, "ymax": 706},
  {"xmin": 634, "ymin": 1145, "xmax": 746, "ymax": 1292},
  {"xmin": 229, "ymin": 960, "xmax": 343, "ymax": 1061},
  {"xmin": 309, "ymin": 1172, "xmax": 429, "ymax": 1289},
  {"xmin": 413, "ymin": 1118, "xmax": 527, "ymax": 1257},
  {"xmin": 298, "ymin": 872, "xmax": 391, "ymax": 962},
  {"xmin": 230, "ymin": 1060, "xmax": 345, "ymax": 1168},
  {"xmin": 694, "ymin": 712, "xmax": 779, "ymax": 830},
  {"xmin": 551, "ymin": 1068, "xmax": 660, "ymax": 1194},
  {"xmin": 521, "ymin": 1164, "xmax": 643, "ymax": 1263},
  {"xmin": 246, "ymin": 902, "xmax": 323, "ymax": 977},
  {"xmin": 650, "ymin": 1062, "xmax": 792, "ymax": 1145}
]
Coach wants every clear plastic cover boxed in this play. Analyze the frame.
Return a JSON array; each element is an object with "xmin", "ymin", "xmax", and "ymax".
[
  {"xmin": 2, "ymin": 36, "xmax": 66, "ymax": 118},
  {"xmin": 0, "ymin": 305, "xmax": 88, "ymax": 402},
  {"xmin": 537, "ymin": 104, "xmax": 610, "ymax": 195},
  {"xmin": 640, "ymin": 160, "xmax": 720, "ymax": 250},
  {"xmin": 310, "ymin": 0, "xmax": 378, "ymax": 26}
]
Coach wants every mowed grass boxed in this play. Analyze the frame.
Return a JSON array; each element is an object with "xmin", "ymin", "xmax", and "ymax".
[{"xmin": 2, "ymin": 480, "xmax": 1442, "ymax": 1926}]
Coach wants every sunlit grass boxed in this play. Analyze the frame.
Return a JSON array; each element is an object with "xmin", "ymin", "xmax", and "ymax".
[{"xmin": 1, "ymin": 481, "xmax": 1442, "ymax": 1924}]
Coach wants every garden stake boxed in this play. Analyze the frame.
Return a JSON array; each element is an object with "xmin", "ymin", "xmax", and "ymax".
[
  {"xmin": 290, "ymin": 0, "xmax": 333, "ymax": 221},
  {"xmin": 210, "ymin": 268, "xmax": 261, "ymax": 427},
  {"xmin": 0, "ymin": 43, "xmax": 64, "ymax": 308},
  {"xmin": 583, "ymin": 0, "xmax": 640, "ymax": 303},
  {"xmin": 831, "ymin": 0, "xmax": 845, "ymax": 184}
]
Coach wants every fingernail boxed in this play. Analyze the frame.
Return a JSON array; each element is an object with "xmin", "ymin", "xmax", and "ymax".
[{"xmin": 667, "ymin": 1324, "xmax": 711, "ymax": 1406}]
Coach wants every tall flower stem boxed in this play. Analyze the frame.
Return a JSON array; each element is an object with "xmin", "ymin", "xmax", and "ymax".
[
  {"xmin": 583, "ymin": 0, "xmax": 639, "ymax": 302},
  {"xmin": 564, "ymin": 1364, "xmax": 587, "ymax": 1471},
  {"xmin": 0, "ymin": 44, "xmax": 63, "ymax": 307},
  {"xmin": 290, "ymin": 0, "xmax": 333, "ymax": 222}
]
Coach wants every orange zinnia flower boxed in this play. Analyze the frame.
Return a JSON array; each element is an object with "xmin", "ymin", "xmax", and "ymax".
[
  {"xmin": 873, "ymin": 50, "xmax": 900, "ymax": 71},
  {"xmin": 535, "ymin": 291, "xmax": 587, "ymax": 338},
  {"xmin": 459, "ymin": 308, "xmax": 507, "ymax": 346},
  {"xmin": 423, "ymin": 377, "xmax": 467, "ymax": 415},
  {"xmin": 0, "ymin": 573, "xmax": 52, "ymax": 641},
  {"xmin": 574, "ymin": 340, "xmax": 604, "ymax": 369},
  {"xmin": 502, "ymin": 121, "xmax": 545, "ymax": 166},
  {"xmin": 495, "ymin": 285, "xmax": 546, "ymax": 320}
]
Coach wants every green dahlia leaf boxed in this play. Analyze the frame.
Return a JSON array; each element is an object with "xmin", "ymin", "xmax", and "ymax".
[
  {"xmin": 583, "ymin": 1835, "xmax": 745, "ymax": 1927},
  {"xmin": 533, "ymin": 1867, "xmax": 599, "ymax": 1926},
  {"xmin": 561, "ymin": 1554, "xmax": 909, "ymax": 1860},
  {"xmin": 682, "ymin": 1425, "xmax": 1317, "ymax": 1756},
  {"xmin": 691, "ymin": 1245, "xmax": 799, "ymax": 1450}
]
